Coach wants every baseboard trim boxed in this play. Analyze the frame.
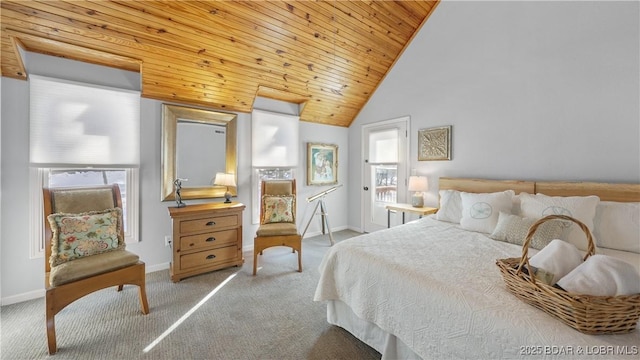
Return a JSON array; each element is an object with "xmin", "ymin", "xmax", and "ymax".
[
  {"xmin": 1, "ymin": 262, "xmax": 171, "ymax": 306},
  {"xmin": 146, "ymin": 262, "xmax": 170, "ymax": 274},
  {"xmin": 302, "ymin": 225, "xmax": 348, "ymax": 239},
  {"xmin": 241, "ymin": 225, "xmax": 350, "ymax": 253},
  {"xmin": 1, "ymin": 289, "xmax": 45, "ymax": 306},
  {"xmin": 2, "ymin": 227, "xmax": 359, "ymax": 306}
]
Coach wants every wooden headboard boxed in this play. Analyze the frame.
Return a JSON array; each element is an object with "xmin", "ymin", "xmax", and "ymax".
[
  {"xmin": 439, "ymin": 177, "xmax": 640, "ymax": 202},
  {"xmin": 534, "ymin": 181, "xmax": 640, "ymax": 202},
  {"xmin": 439, "ymin": 177, "xmax": 534, "ymax": 195}
]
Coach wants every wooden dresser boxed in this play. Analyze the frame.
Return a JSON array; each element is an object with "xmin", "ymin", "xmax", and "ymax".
[{"xmin": 168, "ymin": 202, "xmax": 245, "ymax": 282}]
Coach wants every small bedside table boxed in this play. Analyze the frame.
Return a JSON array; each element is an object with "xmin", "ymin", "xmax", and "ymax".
[{"xmin": 385, "ymin": 203, "xmax": 438, "ymax": 228}]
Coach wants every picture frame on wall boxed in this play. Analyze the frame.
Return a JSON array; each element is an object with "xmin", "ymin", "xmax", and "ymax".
[
  {"xmin": 418, "ymin": 126, "xmax": 452, "ymax": 161},
  {"xmin": 307, "ymin": 143, "xmax": 338, "ymax": 185}
]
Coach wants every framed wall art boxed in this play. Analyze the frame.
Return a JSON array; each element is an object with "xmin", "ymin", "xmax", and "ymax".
[
  {"xmin": 418, "ymin": 126, "xmax": 452, "ymax": 161},
  {"xmin": 307, "ymin": 143, "xmax": 338, "ymax": 185}
]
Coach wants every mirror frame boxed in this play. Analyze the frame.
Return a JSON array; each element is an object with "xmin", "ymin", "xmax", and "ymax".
[{"xmin": 161, "ymin": 104, "xmax": 238, "ymax": 201}]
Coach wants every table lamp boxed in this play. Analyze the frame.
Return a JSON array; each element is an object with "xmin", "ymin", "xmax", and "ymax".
[
  {"xmin": 213, "ymin": 172, "xmax": 236, "ymax": 203},
  {"xmin": 408, "ymin": 176, "xmax": 428, "ymax": 207}
]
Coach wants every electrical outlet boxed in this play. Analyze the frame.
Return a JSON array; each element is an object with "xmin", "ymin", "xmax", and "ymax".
[{"xmin": 164, "ymin": 235, "xmax": 172, "ymax": 247}]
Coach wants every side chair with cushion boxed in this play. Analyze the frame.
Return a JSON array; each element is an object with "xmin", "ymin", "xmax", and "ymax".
[
  {"xmin": 253, "ymin": 179, "xmax": 302, "ymax": 275},
  {"xmin": 43, "ymin": 184, "xmax": 149, "ymax": 355}
]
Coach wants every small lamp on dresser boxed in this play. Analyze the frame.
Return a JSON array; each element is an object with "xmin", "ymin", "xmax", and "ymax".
[
  {"xmin": 213, "ymin": 172, "xmax": 236, "ymax": 203},
  {"xmin": 408, "ymin": 176, "xmax": 428, "ymax": 207}
]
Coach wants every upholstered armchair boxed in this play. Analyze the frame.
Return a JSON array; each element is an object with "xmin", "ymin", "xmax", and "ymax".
[
  {"xmin": 43, "ymin": 184, "xmax": 149, "ymax": 354},
  {"xmin": 253, "ymin": 180, "xmax": 302, "ymax": 275}
]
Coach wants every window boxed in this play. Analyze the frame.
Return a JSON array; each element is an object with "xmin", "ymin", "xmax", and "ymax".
[
  {"xmin": 251, "ymin": 110, "xmax": 299, "ymax": 224},
  {"xmin": 28, "ymin": 75, "xmax": 140, "ymax": 259},
  {"xmin": 375, "ymin": 166, "xmax": 398, "ymax": 203},
  {"xmin": 369, "ymin": 127, "xmax": 400, "ymax": 204},
  {"xmin": 30, "ymin": 168, "xmax": 139, "ymax": 258},
  {"xmin": 251, "ymin": 110, "xmax": 299, "ymax": 168},
  {"xmin": 251, "ymin": 168, "xmax": 296, "ymax": 224}
]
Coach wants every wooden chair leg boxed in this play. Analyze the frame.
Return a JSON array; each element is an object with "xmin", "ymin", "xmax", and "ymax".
[
  {"xmin": 46, "ymin": 297, "xmax": 57, "ymax": 355},
  {"xmin": 117, "ymin": 285, "xmax": 124, "ymax": 292},
  {"xmin": 138, "ymin": 284, "xmax": 150, "ymax": 314},
  {"xmin": 297, "ymin": 249, "xmax": 302, "ymax": 273},
  {"xmin": 135, "ymin": 265, "xmax": 150, "ymax": 314},
  {"xmin": 253, "ymin": 249, "xmax": 258, "ymax": 276}
]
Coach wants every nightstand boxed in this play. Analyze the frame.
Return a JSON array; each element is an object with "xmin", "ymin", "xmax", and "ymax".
[{"xmin": 385, "ymin": 203, "xmax": 437, "ymax": 228}]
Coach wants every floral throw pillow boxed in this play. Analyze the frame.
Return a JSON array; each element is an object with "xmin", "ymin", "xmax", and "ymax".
[
  {"xmin": 47, "ymin": 208, "xmax": 124, "ymax": 267},
  {"xmin": 262, "ymin": 195, "xmax": 295, "ymax": 224}
]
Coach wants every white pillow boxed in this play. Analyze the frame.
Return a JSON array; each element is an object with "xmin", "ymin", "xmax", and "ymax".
[
  {"xmin": 593, "ymin": 201, "xmax": 640, "ymax": 254},
  {"xmin": 512, "ymin": 194, "xmax": 522, "ymax": 216},
  {"xmin": 459, "ymin": 190, "xmax": 515, "ymax": 234},
  {"xmin": 557, "ymin": 254, "xmax": 640, "ymax": 296},
  {"xmin": 520, "ymin": 193, "xmax": 600, "ymax": 251},
  {"xmin": 436, "ymin": 190, "xmax": 462, "ymax": 224}
]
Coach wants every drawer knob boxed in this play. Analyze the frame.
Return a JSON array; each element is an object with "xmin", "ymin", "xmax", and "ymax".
[
  {"xmin": 206, "ymin": 221, "xmax": 216, "ymax": 226},
  {"xmin": 206, "ymin": 237, "xmax": 216, "ymax": 242},
  {"xmin": 206, "ymin": 254, "xmax": 217, "ymax": 260}
]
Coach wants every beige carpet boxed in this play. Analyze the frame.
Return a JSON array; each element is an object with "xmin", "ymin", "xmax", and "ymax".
[{"xmin": 1, "ymin": 230, "xmax": 380, "ymax": 360}]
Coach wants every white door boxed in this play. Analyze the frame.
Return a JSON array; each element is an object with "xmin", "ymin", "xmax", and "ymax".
[{"xmin": 362, "ymin": 117, "xmax": 409, "ymax": 233}]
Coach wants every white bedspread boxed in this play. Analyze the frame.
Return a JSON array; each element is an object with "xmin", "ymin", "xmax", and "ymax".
[{"xmin": 314, "ymin": 217, "xmax": 640, "ymax": 359}]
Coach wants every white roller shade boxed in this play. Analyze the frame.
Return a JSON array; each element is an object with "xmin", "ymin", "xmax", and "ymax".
[
  {"xmin": 369, "ymin": 128, "xmax": 398, "ymax": 163},
  {"xmin": 29, "ymin": 75, "xmax": 140, "ymax": 167},
  {"xmin": 251, "ymin": 109, "xmax": 299, "ymax": 167}
]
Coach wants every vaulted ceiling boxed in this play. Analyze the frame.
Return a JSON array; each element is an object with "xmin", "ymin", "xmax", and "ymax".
[{"xmin": 1, "ymin": 1, "xmax": 439, "ymax": 127}]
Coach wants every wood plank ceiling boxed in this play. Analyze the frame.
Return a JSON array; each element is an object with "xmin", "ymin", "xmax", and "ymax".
[{"xmin": 1, "ymin": 1, "xmax": 439, "ymax": 127}]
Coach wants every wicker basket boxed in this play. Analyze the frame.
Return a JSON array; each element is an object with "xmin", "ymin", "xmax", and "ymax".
[{"xmin": 496, "ymin": 214, "xmax": 640, "ymax": 334}]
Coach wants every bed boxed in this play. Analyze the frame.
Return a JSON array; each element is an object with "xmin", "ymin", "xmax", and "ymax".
[{"xmin": 314, "ymin": 177, "xmax": 640, "ymax": 359}]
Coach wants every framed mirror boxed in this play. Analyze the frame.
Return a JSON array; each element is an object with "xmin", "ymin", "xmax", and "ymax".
[{"xmin": 161, "ymin": 104, "xmax": 238, "ymax": 201}]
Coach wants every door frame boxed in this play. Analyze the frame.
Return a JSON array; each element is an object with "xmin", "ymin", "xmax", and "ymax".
[{"xmin": 361, "ymin": 116, "xmax": 410, "ymax": 232}]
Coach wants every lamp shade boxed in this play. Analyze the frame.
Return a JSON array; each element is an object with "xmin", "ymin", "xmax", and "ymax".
[
  {"xmin": 408, "ymin": 176, "xmax": 428, "ymax": 192},
  {"xmin": 213, "ymin": 172, "xmax": 236, "ymax": 187}
]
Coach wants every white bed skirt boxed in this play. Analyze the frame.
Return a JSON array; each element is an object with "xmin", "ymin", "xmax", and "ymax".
[{"xmin": 327, "ymin": 300, "xmax": 422, "ymax": 360}]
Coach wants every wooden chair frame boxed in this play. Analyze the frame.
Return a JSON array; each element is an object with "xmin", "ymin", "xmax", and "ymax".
[
  {"xmin": 253, "ymin": 179, "xmax": 302, "ymax": 275},
  {"xmin": 43, "ymin": 185, "xmax": 149, "ymax": 354}
]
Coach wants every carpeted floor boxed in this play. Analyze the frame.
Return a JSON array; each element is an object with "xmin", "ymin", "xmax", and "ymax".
[{"xmin": 1, "ymin": 230, "xmax": 380, "ymax": 360}]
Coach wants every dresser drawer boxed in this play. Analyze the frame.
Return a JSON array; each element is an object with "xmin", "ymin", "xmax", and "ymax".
[
  {"xmin": 180, "ymin": 246, "xmax": 238, "ymax": 271},
  {"xmin": 179, "ymin": 229, "xmax": 238, "ymax": 252},
  {"xmin": 180, "ymin": 215, "xmax": 238, "ymax": 233}
]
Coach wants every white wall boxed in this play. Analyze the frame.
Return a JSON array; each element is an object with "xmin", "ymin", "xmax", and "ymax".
[
  {"xmin": 0, "ymin": 63, "xmax": 349, "ymax": 304},
  {"xmin": 298, "ymin": 121, "xmax": 350, "ymax": 237},
  {"xmin": 347, "ymin": 0, "xmax": 640, "ymax": 227}
]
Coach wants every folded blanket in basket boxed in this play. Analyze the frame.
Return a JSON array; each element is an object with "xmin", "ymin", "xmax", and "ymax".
[
  {"xmin": 557, "ymin": 254, "xmax": 640, "ymax": 296},
  {"xmin": 529, "ymin": 239, "xmax": 583, "ymax": 285}
]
